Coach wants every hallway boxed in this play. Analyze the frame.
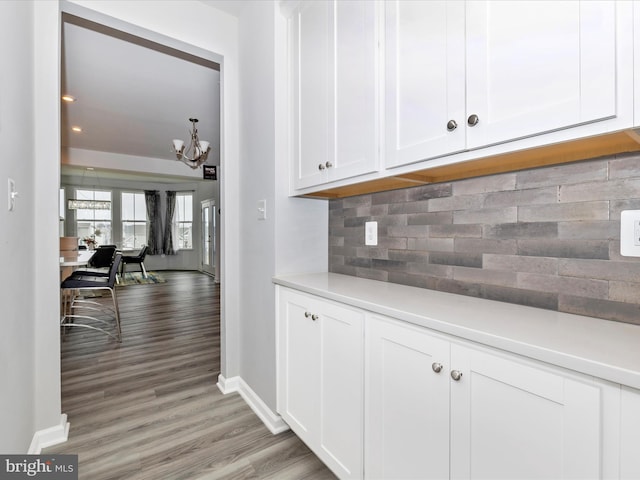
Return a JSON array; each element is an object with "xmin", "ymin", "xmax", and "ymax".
[{"xmin": 45, "ymin": 271, "xmax": 334, "ymax": 479}]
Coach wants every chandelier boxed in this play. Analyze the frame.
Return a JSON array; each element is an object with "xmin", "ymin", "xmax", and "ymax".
[
  {"xmin": 67, "ymin": 167, "xmax": 111, "ymax": 211},
  {"xmin": 171, "ymin": 118, "xmax": 211, "ymax": 169}
]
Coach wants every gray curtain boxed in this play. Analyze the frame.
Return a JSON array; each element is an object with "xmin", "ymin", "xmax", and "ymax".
[
  {"xmin": 145, "ymin": 190, "xmax": 162, "ymax": 255},
  {"xmin": 163, "ymin": 190, "xmax": 176, "ymax": 255}
]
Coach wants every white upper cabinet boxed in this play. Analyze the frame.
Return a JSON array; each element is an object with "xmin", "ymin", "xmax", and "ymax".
[
  {"xmin": 291, "ymin": 0, "xmax": 379, "ymax": 190},
  {"xmin": 384, "ymin": 1, "xmax": 467, "ymax": 168},
  {"xmin": 385, "ymin": 0, "xmax": 629, "ymax": 169},
  {"xmin": 466, "ymin": 0, "xmax": 617, "ymax": 149}
]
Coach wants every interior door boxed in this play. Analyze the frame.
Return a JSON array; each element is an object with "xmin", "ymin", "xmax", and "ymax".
[{"xmin": 200, "ymin": 199, "xmax": 215, "ymax": 278}]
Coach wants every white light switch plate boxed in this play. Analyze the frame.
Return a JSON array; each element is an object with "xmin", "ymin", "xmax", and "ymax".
[
  {"xmin": 365, "ymin": 221, "xmax": 378, "ymax": 246},
  {"xmin": 620, "ymin": 210, "xmax": 640, "ymax": 256},
  {"xmin": 257, "ymin": 199, "xmax": 266, "ymax": 220}
]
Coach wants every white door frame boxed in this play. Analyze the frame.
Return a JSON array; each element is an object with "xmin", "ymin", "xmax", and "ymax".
[{"xmin": 200, "ymin": 198, "xmax": 216, "ymax": 279}]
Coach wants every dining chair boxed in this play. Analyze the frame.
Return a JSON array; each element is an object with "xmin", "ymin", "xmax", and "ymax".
[
  {"xmin": 120, "ymin": 245, "xmax": 149, "ymax": 279},
  {"xmin": 60, "ymin": 253, "xmax": 123, "ymax": 342}
]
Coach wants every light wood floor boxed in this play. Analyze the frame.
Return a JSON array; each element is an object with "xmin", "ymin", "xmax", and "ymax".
[{"xmin": 45, "ymin": 271, "xmax": 336, "ymax": 480}]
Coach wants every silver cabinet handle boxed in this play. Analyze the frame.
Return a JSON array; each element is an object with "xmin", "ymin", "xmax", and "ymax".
[
  {"xmin": 325, "ymin": 161, "xmax": 333, "ymax": 168},
  {"xmin": 311, "ymin": 314, "xmax": 318, "ymax": 321},
  {"xmin": 318, "ymin": 163, "xmax": 326, "ymax": 171},
  {"xmin": 467, "ymin": 114, "xmax": 479, "ymax": 127},
  {"xmin": 450, "ymin": 370, "xmax": 463, "ymax": 381},
  {"xmin": 432, "ymin": 362, "xmax": 443, "ymax": 373},
  {"xmin": 446, "ymin": 120, "xmax": 457, "ymax": 132},
  {"xmin": 304, "ymin": 311, "xmax": 311, "ymax": 318}
]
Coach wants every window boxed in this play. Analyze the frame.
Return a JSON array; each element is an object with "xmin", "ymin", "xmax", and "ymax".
[
  {"xmin": 121, "ymin": 192, "xmax": 147, "ymax": 249},
  {"xmin": 75, "ymin": 189, "xmax": 112, "ymax": 246},
  {"xmin": 175, "ymin": 192, "xmax": 193, "ymax": 249}
]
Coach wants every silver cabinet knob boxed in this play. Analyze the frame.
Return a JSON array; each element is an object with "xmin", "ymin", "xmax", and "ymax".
[
  {"xmin": 446, "ymin": 120, "xmax": 457, "ymax": 132},
  {"xmin": 325, "ymin": 161, "xmax": 333, "ymax": 168},
  {"xmin": 304, "ymin": 311, "xmax": 311, "ymax": 318},
  {"xmin": 432, "ymin": 362, "xmax": 443, "ymax": 373},
  {"xmin": 467, "ymin": 114, "xmax": 479, "ymax": 127},
  {"xmin": 450, "ymin": 370, "xmax": 463, "ymax": 381},
  {"xmin": 311, "ymin": 314, "xmax": 318, "ymax": 321},
  {"xmin": 318, "ymin": 163, "xmax": 326, "ymax": 171}
]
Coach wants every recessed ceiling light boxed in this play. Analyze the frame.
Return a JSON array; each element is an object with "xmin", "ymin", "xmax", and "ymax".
[
  {"xmin": 61, "ymin": 95, "xmax": 76, "ymax": 102},
  {"xmin": 71, "ymin": 126, "xmax": 82, "ymax": 133}
]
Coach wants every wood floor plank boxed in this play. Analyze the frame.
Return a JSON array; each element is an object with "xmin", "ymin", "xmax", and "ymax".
[{"xmin": 44, "ymin": 271, "xmax": 336, "ymax": 479}]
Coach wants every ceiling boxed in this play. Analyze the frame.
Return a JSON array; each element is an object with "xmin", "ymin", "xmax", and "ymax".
[{"xmin": 60, "ymin": 8, "xmax": 223, "ymax": 183}]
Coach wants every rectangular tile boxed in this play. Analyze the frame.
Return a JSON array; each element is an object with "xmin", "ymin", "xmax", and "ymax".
[
  {"xmin": 429, "ymin": 224, "xmax": 483, "ymax": 238},
  {"xmin": 387, "ymin": 225, "xmax": 430, "ymax": 238},
  {"xmin": 517, "ymin": 272, "xmax": 609, "ymax": 299},
  {"xmin": 452, "ymin": 266, "xmax": 517, "ymax": 287},
  {"xmin": 429, "ymin": 195, "xmax": 484, "ymax": 212},
  {"xmin": 483, "ymin": 254, "xmax": 558, "ymax": 275},
  {"xmin": 371, "ymin": 189, "xmax": 408, "ymax": 205},
  {"xmin": 408, "ymin": 237, "xmax": 455, "ymax": 252},
  {"xmin": 516, "ymin": 159, "xmax": 608, "ymax": 189},
  {"xmin": 453, "ymin": 173, "xmax": 516, "ymax": 195},
  {"xmin": 559, "ymin": 295, "xmax": 640, "ymax": 325},
  {"xmin": 429, "ymin": 252, "xmax": 483, "ymax": 268},
  {"xmin": 609, "ymin": 153, "xmax": 640, "ymax": 180},
  {"xmin": 481, "ymin": 284, "xmax": 559, "ymax": 311},
  {"xmin": 454, "ymin": 207, "xmax": 518, "ymax": 225},
  {"xmin": 609, "ymin": 281, "xmax": 640, "ymax": 303},
  {"xmin": 406, "ymin": 183, "xmax": 453, "ymax": 201},
  {"xmin": 407, "ymin": 211, "xmax": 453, "ymax": 225},
  {"xmin": 518, "ymin": 201, "xmax": 609, "ymax": 222},
  {"xmin": 559, "ymin": 258, "xmax": 640, "ymax": 282},
  {"xmin": 406, "ymin": 263, "xmax": 453, "ymax": 277},
  {"xmin": 455, "ymin": 238, "xmax": 518, "ymax": 255},
  {"xmin": 559, "ymin": 179, "xmax": 640, "ymax": 203},
  {"xmin": 517, "ymin": 239, "xmax": 609, "ymax": 259},
  {"xmin": 483, "ymin": 187, "xmax": 558, "ymax": 208},
  {"xmin": 557, "ymin": 221, "xmax": 619, "ymax": 240},
  {"xmin": 484, "ymin": 222, "xmax": 557, "ymax": 239}
]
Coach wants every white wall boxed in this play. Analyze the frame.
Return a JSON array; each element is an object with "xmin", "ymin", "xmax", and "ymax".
[
  {"xmin": 237, "ymin": 1, "xmax": 327, "ymax": 411},
  {"xmin": 0, "ymin": 1, "xmax": 37, "ymax": 453}
]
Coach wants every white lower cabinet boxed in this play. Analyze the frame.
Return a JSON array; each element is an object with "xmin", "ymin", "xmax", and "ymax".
[
  {"xmin": 366, "ymin": 314, "xmax": 607, "ymax": 480},
  {"xmin": 276, "ymin": 286, "xmax": 629, "ymax": 479},
  {"xmin": 277, "ymin": 288, "xmax": 364, "ymax": 479},
  {"xmin": 621, "ymin": 386, "xmax": 640, "ymax": 479}
]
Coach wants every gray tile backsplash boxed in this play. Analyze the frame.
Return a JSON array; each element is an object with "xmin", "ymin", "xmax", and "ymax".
[{"xmin": 328, "ymin": 153, "xmax": 640, "ymax": 325}]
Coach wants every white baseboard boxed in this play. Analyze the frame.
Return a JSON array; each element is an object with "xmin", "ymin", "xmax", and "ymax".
[
  {"xmin": 28, "ymin": 414, "xmax": 70, "ymax": 454},
  {"xmin": 217, "ymin": 374, "xmax": 289, "ymax": 435}
]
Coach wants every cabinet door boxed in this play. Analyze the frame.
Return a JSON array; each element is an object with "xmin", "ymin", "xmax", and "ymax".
[
  {"xmin": 292, "ymin": 1, "xmax": 379, "ymax": 190},
  {"xmin": 449, "ymin": 343, "xmax": 603, "ymax": 480},
  {"xmin": 277, "ymin": 288, "xmax": 364, "ymax": 479},
  {"xmin": 318, "ymin": 299, "xmax": 364, "ymax": 479},
  {"xmin": 620, "ymin": 386, "xmax": 640, "ymax": 479},
  {"xmin": 292, "ymin": 1, "xmax": 331, "ymax": 189},
  {"xmin": 384, "ymin": 0, "xmax": 466, "ymax": 168},
  {"xmin": 330, "ymin": 0, "xmax": 379, "ymax": 183},
  {"xmin": 365, "ymin": 315, "xmax": 450, "ymax": 480},
  {"xmin": 277, "ymin": 289, "xmax": 321, "ymax": 439},
  {"xmin": 466, "ymin": 1, "xmax": 617, "ymax": 149}
]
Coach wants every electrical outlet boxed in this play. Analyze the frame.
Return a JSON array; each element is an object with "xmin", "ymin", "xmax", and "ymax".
[
  {"xmin": 621, "ymin": 210, "xmax": 640, "ymax": 256},
  {"xmin": 365, "ymin": 221, "xmax": 378, "ymax": 246}
]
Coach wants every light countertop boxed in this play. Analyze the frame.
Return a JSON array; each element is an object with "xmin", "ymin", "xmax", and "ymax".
[{"xmin": 273, "ymin": 272, "xmax": 640, "ymax": 390}]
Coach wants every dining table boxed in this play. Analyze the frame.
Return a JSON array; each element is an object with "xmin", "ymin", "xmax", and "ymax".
[{"xmin": 60, "ymin": 249, "xmax": 95, "ymax": 268}]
